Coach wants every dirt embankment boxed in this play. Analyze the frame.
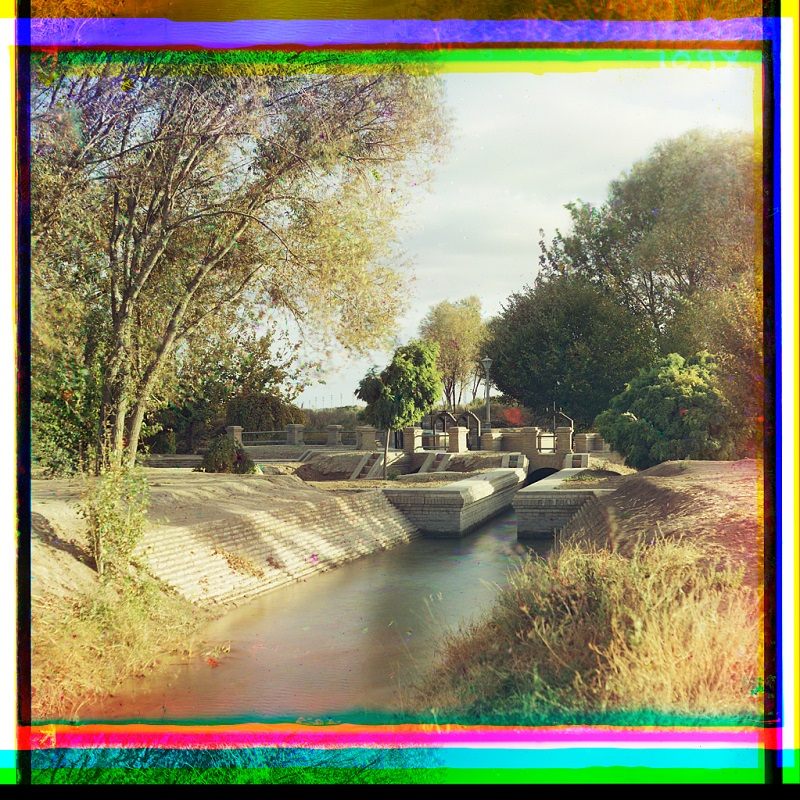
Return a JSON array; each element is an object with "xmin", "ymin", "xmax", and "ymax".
[
  {"xmin": 31, "ymin": 458, "xmax": 764, "ymax": 604},
  {"xmin": 28, "ymin": 458, "xmax": 765, "ymax": 721},
  {"xmin": 560, "ymin": 459, "xmax": 764, "ymax": 591}
]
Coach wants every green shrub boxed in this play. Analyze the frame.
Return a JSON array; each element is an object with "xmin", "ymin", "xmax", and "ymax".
[
  {"xmin": 196, "ymin": 435, "xmax": 257, "ymax": 474},
  {"xmin": 595, "ymin": 351, "xmax": 740, "ymax": 471},
  {"xmin": 147, "ymin": 429, "xmax": 177, "ymax": 454},
  {"xmin": 225, "ymin": 392, "xmax": 305, "ymax": 432},
  {"xmin": 79, "ymin": 465, "xmax": 150, "ymax": 578}
]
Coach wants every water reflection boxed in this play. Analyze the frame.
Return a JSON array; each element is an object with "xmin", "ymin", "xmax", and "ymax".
[{"xmin": 82, "ymin": 508, "xmax": 551, "ymax": 723}]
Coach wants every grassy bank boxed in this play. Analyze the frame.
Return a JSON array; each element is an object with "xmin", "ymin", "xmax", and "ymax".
[
  {"xmin": 402, "ymin": 533, "xmax": 763, "ymax": 726},
  {"xmin": 30, "ymin": 465, "xmax": 218, "ymax": 722},
  {"xmin": 31, "ymin": 572, "xmax": 214, "ymax": 721}
]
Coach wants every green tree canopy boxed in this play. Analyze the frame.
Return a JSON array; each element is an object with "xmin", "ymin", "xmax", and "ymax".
[
  {"xmin": 539, "ymin": 129, "xmax": 760, "ymax": 348},
  {"xmin": 31, "ymin": 53, "xmax": 451, "ymax": 470},
  {"xmin": 144, "ymin": 322, "xmax": 309, "ymax": 455},
  {"xmin": 595, "ymin": 351, "xmax": 741, "ymax": 471},
  {"xmin": 355, "ymin": 340, "xmax": 443, "ymax": 478},
  {"xmin": 418, "ymin": 295, "xmax": 486, "ymax": 410},
  {"xmin": 483, "ymin": 274, "xmax": 656, "ymax": 429}
]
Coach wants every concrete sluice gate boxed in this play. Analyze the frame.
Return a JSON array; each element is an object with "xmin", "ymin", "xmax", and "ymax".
[
  {"xmin": 382, "ymin": 468, "xmax": 528, "ymax": 537},
  {"xmin": 382, "ymin": 465, "xmax": 601, "ymax": 540},
  {"xmin": 513, "ymin": 469, "xmax": 615, "ymax": 539}
]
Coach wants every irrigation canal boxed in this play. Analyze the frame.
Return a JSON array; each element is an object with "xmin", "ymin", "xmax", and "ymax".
[{"xmin": 80, "ymin": 507, "xmax": 551, "ymax": 724}]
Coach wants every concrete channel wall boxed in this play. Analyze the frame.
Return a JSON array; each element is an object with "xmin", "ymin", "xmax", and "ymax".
[
  {"xmin": 513, "ymin": 468, "xmax": 616, "ymax": 539},
  {"xmin": 382, "ymin": 468, "xmax": 527, "ymax": 537},
  {"xmin": 137, "ymin": 491, "xmax": 420, "ymax": 609}
]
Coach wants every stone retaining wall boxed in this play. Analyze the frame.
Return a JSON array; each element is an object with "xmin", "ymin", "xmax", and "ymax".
[
  {"xmin": 382, "ymin": 468, "xmax": 527, "ymax": 537},
  {"xmin": 137, "ymin": 491, "xmax": 419, "ymax": 609},
  {"xmin": 513, "ymin": 469, "xmax": 616, "ymax": 540}
]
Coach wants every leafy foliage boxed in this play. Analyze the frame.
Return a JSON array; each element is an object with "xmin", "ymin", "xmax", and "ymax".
[
  {"xmin": 225, "ymin": 393, "xmax": 306, "ymax": 433},
  {"xmin": 79, "ymin": 466, "xmax": 150, "ymax": 578},
  {"xmin": 595, "ymin": 352, "xmax": 741, "ymax": 470},
  {"xmin": 196, "ymin": 435, "xmax": 257, "ymax": 474},
  {"xmin": 418, "ymin": 296, "xmax": 487, "ymax": 409},
  {"xmin": 539, "ymin": 129, "xmax": 759, "ymax": 348},
  {"xmin": 356, "ymin": 340, "xmax": 443, "ymax": 477},
  {"xmin": 300, "ymin": 406, "xmax": 362, "ymax": 431},
  {"xmin": 31, "ymin": 283, "xmax": 105, "ymax": 475},
  {"xmin": 31, "ymin": 53, "xmax": 451, "ymax": 467},
  {"xmin": 484, "ymin": 275, "xmax": 656, "ymax": 428},
  {"xmin": 144, "ymin": 326, "xmax": 308, "ymax": 454}
]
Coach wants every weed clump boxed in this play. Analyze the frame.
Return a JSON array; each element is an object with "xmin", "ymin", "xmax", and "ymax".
[
  {"xmin": 79, "ymin": 465, "xmax": 149, "ymax": 578},
  {"xmin": 31, "ymin": 571, "xmax": 208, "ymax": 721},
  {"xmin": 196, "ymin": 435, "xmax": 257, "ymax": 474},
  {"xmin": 405, "ymin": 535, "xmax": 762, "ymax": 726}
]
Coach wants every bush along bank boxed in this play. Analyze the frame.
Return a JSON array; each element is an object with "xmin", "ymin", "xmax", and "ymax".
[
  {"xmin": 31, "ymin": 466, "xmax": 216, "ymax": 721},
  {"xmin": 402, "ymin": 533, "xmax": 763, "ymax": 727}
]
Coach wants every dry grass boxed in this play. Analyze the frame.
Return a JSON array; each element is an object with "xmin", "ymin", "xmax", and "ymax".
[
  {"xmin": 31, "ymin": 575, "xmax": 211, "ymax": 721},
  {"xmin": 404, "ymin": 534, "xmax": 763, "ymax": 725}
]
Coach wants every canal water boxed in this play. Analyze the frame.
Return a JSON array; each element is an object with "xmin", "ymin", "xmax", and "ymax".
[{"xmin": 82, "ymin": 508, "xmax": 550, "ymax": 724}]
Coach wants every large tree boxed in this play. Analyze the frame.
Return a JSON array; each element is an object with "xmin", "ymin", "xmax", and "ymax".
[
  {"xmin": 418, "ymin": 295, "xmax": 486, "ymax": 410},
  {"xmin": 483, "ymin": 274, "xmax": 656, "ymax": 429},
  {"xmin": 355, "ymin": 340, "xmax": 443, "ymax": 478},
  {"xmin": 31, "ymin": 52, "xmax": 450, "ymax": 469},
  {"xmin": 539, "ymin": 129, "xmax": 760, "ymax": 348}
]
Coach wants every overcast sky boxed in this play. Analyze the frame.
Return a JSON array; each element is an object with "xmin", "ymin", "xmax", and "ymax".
[{"xmin": 292, "ymin": 63, "xmax": 757, "ymax": 410}]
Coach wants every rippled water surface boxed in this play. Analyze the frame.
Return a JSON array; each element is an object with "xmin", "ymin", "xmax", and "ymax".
[{"xmin": 83, "ymin": 508, "xmax": 549, "ymax": 723}]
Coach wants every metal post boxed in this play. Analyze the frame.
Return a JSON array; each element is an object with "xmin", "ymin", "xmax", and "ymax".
[{"xmin": 481, "ymin": 356, "xmax": 492, "ymax": 430}]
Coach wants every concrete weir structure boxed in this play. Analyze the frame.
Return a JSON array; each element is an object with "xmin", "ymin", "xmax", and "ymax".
[
  {"xmin": 513, "ymin": 468, "xmax": 615, "ymax": 539},
  {"xmin": 382, "ymin": 467, "xmax": 527, "ymax": 537}
]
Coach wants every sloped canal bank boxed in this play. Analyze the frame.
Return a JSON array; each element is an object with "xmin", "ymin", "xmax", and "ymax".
[{"xmin": 78, "ymin": 508, "xmax": 549, "ymax": 723}]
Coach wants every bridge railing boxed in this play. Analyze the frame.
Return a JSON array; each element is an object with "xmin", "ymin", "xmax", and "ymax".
[
  {"xmin": 236, "ymin": 427, "xmax": 362, "ymax": 448},
  {"xmin": 241, "ymin": 430, "xmax": 288, "ymax": 445}
]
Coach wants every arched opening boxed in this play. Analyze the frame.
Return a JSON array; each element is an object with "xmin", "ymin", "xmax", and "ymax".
[{"xmin": 525, "ymin": 467, "xmax": 559, "ymax": 486}]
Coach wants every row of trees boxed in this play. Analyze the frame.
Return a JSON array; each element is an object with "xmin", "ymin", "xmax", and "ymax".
[
  {"xmin": 399, "ymin": 129, "xmax": 762, "ymax": 466},
  {"xmin": 481, "ymin": 128, "xmax": 763, "ymax": 461},
  {"xmin": 30, "ymin": 52, "xmax": 451, "ymax": 474}
]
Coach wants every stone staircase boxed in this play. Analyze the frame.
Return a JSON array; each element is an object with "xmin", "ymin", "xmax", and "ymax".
[
  {"xmin": 348, "ymin": 450, "xmax": 407, "ymax": 480},
  {"xmin": 418, "ymin": 451, "xmax": 451, "ymax": 474},
  {"xmin": 137, "ymin": 492, "xmax": 420, "ymax": 609}
]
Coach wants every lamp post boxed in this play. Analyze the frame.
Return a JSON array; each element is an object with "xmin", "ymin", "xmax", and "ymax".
[{"xmin": 481, "ymin": 356, "xmax": 492, "ymax": 430}]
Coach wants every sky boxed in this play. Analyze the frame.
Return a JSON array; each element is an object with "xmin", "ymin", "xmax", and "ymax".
[{"xmin": 293, "ymin": 62, "xmax": 758, "ymax": 409}]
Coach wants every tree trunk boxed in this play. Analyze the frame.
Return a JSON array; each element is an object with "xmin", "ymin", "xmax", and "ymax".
[
  {"xmin": 383, "ymin": 427, "xmax": 390, "ymax": 480},
  {"xmin": 125, "ymin": 400, "xmax": 149, "ymax": 469}
]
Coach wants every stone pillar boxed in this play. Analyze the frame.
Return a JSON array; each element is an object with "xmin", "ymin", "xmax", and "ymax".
[
  {"xmin": 355, "ymin": 426, "xmax": 377, "ymax": 450},
  {"xmin": 555, "ymin": 425, "xmax": 573, "ymax": 454},
  {"xmin": 521, "ymin": 427, "xmax": 540, "ymax": 453},
  {"xmin": 481, "ymin": 430, "xmax": 503, "ymax": 451},
  {"xmin": 226, "ymin": 425, "xmax": 243, "ymax": 446},
  {"xmin": 573, "ymin": 433, "xmax": 591, "ymax": 453},
  {"xmin": 286, "ymin": 424, "xmax": 305, "ymax": 445},
  {"xmin": 447, "ymin": 426, "xmax": 468, "ymax": 453},
  {"xmin": 326, "ymin": 425, "xmax": 343, "ymax": 446},
  {"xmin": 403, "ymin": 426, "xmax": 423, "ymax": 454}
]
